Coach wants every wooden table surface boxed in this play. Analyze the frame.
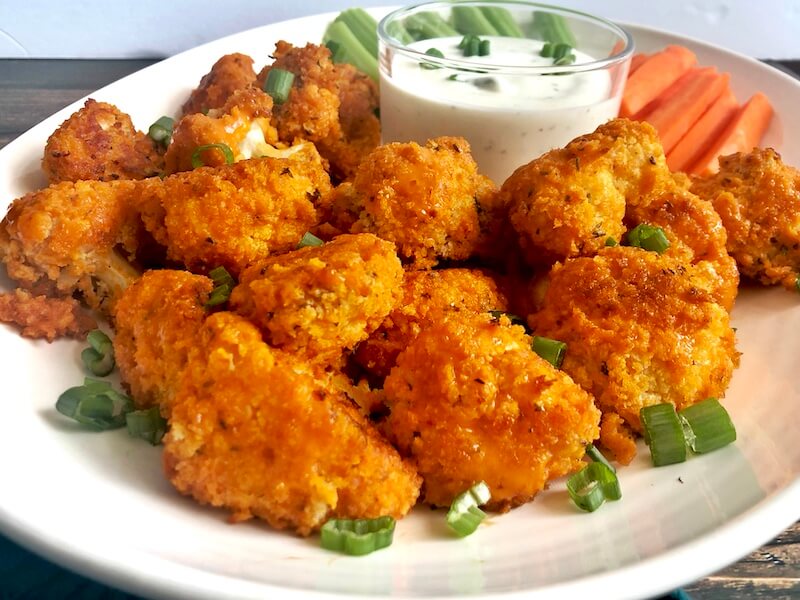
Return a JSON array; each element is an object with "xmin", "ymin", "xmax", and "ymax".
[{"xmin": 0, "ymin": 58, "xmax": 799, "ymax": 600}]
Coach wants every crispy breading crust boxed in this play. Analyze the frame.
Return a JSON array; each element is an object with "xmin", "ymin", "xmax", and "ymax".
[
  {"xmin": 42, "ymin": 99, "xmax": 163, "ymax": 183},
  {"xmin": 136, "ymin": 148, "xmax": 332, "ymax": 276},
  {"xmin": 165, "ymin": 87, "xmax": 280, "ymax": 174},
  {"xmin": 691, "ymin": 148, "xmax": 800, "ymax": 290},
  {"xmin": 598, "ymin": 412, "xmax": 637, "ymax": 466},
  {"xmin": 353, "ymin": 268, "xmax": 509, "ymax": 379},
  {"xmin": 181, "ymin": 53, "xmax": 257, "ymax": 116},
  {"xmin": 230, "ymin": 233, "xmax": 402, "ymax": 362},
  {"xmin": 163, "ymin": 312, "xmax": 421, "ymax": 535},
  {"xmin": 332, "ymin": 136, "xmax": 497, "ymax": 268},
  {"xmin": 113, "ymin": 269, "xmax": 212, "ymax": 415},
  {"xmin": 383, "ymin": 314, "xmax": 600, "ymax": 510},
  {"xmin": 529, "ymin": 246, "xmax": 739, "ymax": 432},
  {"xmin": 257, "ymin": 42, "xmax": 380, "ymax": 181},
  {"xmin": 0, "ymin": 289, "xmax": 96, "ymax": 341}
]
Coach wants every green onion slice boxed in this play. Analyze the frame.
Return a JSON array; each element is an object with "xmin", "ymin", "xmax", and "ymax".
[
  {"xmin": 126, "ymin": 406, "xmax": 168, "ymax": 446},
  {"xmin": 264, "ymin": 68, "xmax": 295, "ymax": 105},
  {"xmin": 586, "ymin": 443, "xmax": 616, "ymax": 474},
  {"xmin": 640, "ymin": 403, "xmax": 687, "ymax": 466},
  {"xmin": 532, "ymin": 335, "xmax": 567, "ymax": 368},
  {"xmin": 320, "ymin": 516, "xmax": 396, "ymax": 555},
  {"xmin": 297, "ymin": 232, "xmax": 324, "ymax": 249},
  {"xmin": 56, "ymin": 377, "xmax": 133, "ymax": 431},
  {"xmin": 147, "ymin": 116, "xmax": 174, "ymax": 147},
  {"xmin": 190, "ymin": 143, "xmax": 235, "ymax": 169},
  {"xmin": 420, "ymin": 47, "xmax": 445, "ymax": 70},
  {"xmin": 567, "ymin": 461, "xmax": 620, "ymax": 512},
  {"xmin": 679, "ymin": 398, "xmax": 736, "ymax": 454},
  {"xmin": 205, "ymin": 266, "xmax": 237, "ymax": 308},
  {"xmin": 208, "ymin": 266, "xmax": 235, "ymax": 288},
  {"xmin": 446, "ymin": 481, "xmax": 491, "ymax": 537},
  {"xmin": 604, "ymin": 236, "xmax": 618, "ymax": 247},
  {"xmin": 625, "ymin": 224, "xmax": 670, "ymax": 253},
  {"xmin": 540, "ymin": 42, "xmax": 554, "ymax": 58},
  {"xmin": 478, "ymin": 39, "xmax": 491, "ymax": 56},
  {"xmin": 81, "ymin": 329, "xmax": 115, "ymax": 376}
]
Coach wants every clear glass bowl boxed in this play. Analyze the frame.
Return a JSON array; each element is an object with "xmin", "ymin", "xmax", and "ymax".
[{"xmin": 377, "ymin": 1, "xmax": 634, "ymax": 183}]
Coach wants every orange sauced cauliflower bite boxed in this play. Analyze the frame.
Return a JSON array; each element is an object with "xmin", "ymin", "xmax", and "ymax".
[
  {"xmin": 163, "ymin": 311, "xmax": 421, "ymax": 535},
  {"xmin": 230, "ymin": 233, "xmax": 403, "ymax": 362},
  {"xmin": 383, "ymin": 313, "xmax": 600, "ymax": 510},
  {"xmin": 181, "ymin": 53, "xmax": 257, "ymax": 116}
]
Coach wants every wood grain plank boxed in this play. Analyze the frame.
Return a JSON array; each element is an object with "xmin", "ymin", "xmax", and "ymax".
[{"xmin": 685, "ymin": 575, "xmax": 800, "ymax": 599}]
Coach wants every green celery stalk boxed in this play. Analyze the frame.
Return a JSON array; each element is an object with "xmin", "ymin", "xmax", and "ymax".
[
  {"xmin": 334, "ymin": 8, "xmax": 379, "ymax": 58},
  {"xmin": 323, "ymin": 20, "xmax": 378, "ymax": 81},
  {"xmin": 404, "ymin": 12, "xmax": 460, "ymax": 40},
  {"xmin": 531, "ymin": 11, "xmax": 577, "ymax": 46},
  {"xmin": 479, "ymin": 6, "xmax": 523, "ymax": 37},
  {"xmin": 451, "ymin": 6, "xmax": 500, "ymax": 36}
]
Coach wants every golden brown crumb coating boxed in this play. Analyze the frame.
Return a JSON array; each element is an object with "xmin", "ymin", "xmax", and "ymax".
[
  {"xmin": 136, "ymin": 147, "xmax": 332, "ymax": 276},
  {"xmin": 257, "ymin": 41, "xmax": 379, "ymax": 181},
  {"xmin": 332, "ymin": 137, "xmax": 497, "ymax": 268},
  {"xmin": 528, "ymin": 246, "xmax": 739, "ymax": 433},
  {"xmin": 598, "ymin": 412, "xmax": 637, "ymax": 466},
  {"xmin": 503, "ymin": 119, "xmax": 665, "ymax": 266},
  {"xmin": 0, "ymin": 179, "xmax": 143, "ymax": 315},
  {"xmin": 690, "ymin": 148, "xmax": 800, "ymax": 291},
  {"xmin": 0, "ymin": 289, "xmax": 96, "ymax": 341},
  {"xmin": 165, "ymin": 87, "xmax": 280, "ymax": 174},
  {"xmin": 113, "ymin": 269, "xmax": 212, "ymax": 415},
  {"xmin": 353, "ymin": 268, "xmax": 508, "ymax": 379},
  {"xmin": 181, "ymin": 53, "xmax": 257, "ymax": 116},
  {"xmin": 42, "ymin": 99, "xmax": 163, "ymax": 184},
  {"xmin": 383, "ymin": 314, "xmax": 600, "ymax": 510},
  {"xmin": 230, "ymin": 233, "xmax": 402, "ymax": 362},
  {"xmin": 163, "ymin": 312, "xmax": 421, "ymax": 535}
]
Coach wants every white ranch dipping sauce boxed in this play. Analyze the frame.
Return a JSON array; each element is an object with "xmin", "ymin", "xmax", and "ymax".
[{"xmin": 380, "ymin": 36, "xmax": 619, "ymax": 183}]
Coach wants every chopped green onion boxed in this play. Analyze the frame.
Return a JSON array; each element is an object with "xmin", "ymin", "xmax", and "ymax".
[
  {"xmin": 478, "ymin": 39, "xmax": 491, "ymax": 56},
  {"xmin": 297, "ymin": 232, "xmax": 324, "ymax": 249},
  {"xmin": 264, "ymin": 68, "xmax": 295, "ymax": 105},
  {"xmin": 325, "ymin": 39, "xmax": 345, "ymax": 62},
  {"xmin": 320, "ymin": 516, "xmax": 396, "ymax": 555},
  {"xmin": 567, "ymin": 461, "xmax": 620, "ymax": 512},
  {"xmin": 626, "ymin": 224, "xmax": 670, "ymax": 253},
  {"xmin": 479, "ymin": 7, "xmax": 523, "ymax": 37},
  {"xmin": 604, "ymin": 236, "xmax": 618, "ymax": 247},
  {"xmin": 420, "ymin": 47, "xmax": 445, "ymax": 70},
  {"xmin": 56, "ymin": 377, "xmax": 133, "ymax": 431},
  {"xmin": 190, "ymin": 143, "xmax": 235, "ymax": 169},
  {"xmin": 680, "ymin": 398, "xmax": 736, "ymax": 454},
  {"xmin": 403, "ymin": 11, "xmax": 459, "ymax": 41},
  {"xmin": 446, "ymin": 481, "xmax": 491, "ymax": 536},
  {"xmin": 539, "ymin": 42, "xmax": 554, "ymax": 58},
  {"xmin": 640, "ymin": 403, "xmax": 687, "ymax": 466},
  {"xmin": 322, "ymin": 19, "xmax": 379, "ymax": 80},
  {"xmin": 532, "ymin": 335, "xmax": 566, "ymax": 368},
  {"xmin": 531, "ymin": 10, "xmax": 577, "ymax": 46},
  {"xmin": 451, "ymin": 6, "xmax": 499, "ymax": 36},
  {"xmin": 126, "ymin": 406, "xmax": 168, "ymax": 445},
  {"xmin": 205, "ymin": 266, "xmax": 236, "ymax": 308},
  {"xmin": 147, "ymin": 116, "xmax": 174, "ymax": 147},
  {"xmin": 553, "ymin": 52, "xmax": 576, "ymax": 66},
  {"xmin": 586, "ymin": 443, "xmax": 616, "ymax": 474},
  {"xmin": 81, "ymin": 329, "xmax": 115, "ymax": 376}
]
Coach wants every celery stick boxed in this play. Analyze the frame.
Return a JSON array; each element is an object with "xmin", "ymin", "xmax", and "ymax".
[
  {"xmin": 323, "ymin": 20, "xmax": 378, "ymax": 80},
  {"xmin": 386, "ymin": 20, "xmax": 415, "ymax": 45},
  {"xmin": 404, "ymin": 12, "xmax": 460, "ymax": 40},
  {"xmin": 531, "ymin": 11, "xmax": 577, "ymax": 46},
  {"xmin": 451, "ymin": 6, "xmax": 500, "ymax": 36},
  {"xmin": 479, "ymin": 7, "xmax": 523, "ymax": 37},
  {"xmin": 334, "ymin": 8, "xmax": 379, "ymax": 59}
]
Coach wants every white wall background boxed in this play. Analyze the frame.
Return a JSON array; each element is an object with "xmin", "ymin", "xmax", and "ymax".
[{"xmin": 0, "ymin": 1, "xmax": 798, "ymax": 59}]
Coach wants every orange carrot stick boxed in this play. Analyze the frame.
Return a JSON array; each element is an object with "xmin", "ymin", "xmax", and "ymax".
[
  {"xmin": 641, "ymin": 67, "xmax": 729, "ymax": 154},
  {"xmin": 628, "ymin": 53, "xmax": 648, "ymax": 76},
  {"xmin": 691, "ymin": 92, "xmax": 774, "ymax": 176},
  {"xmin": 666, "ymin": 87, "xmax": 738, "ymax": 173},
  {"xmin": 620, "ymin": 45, "xmax": 697, "ymax": 118}
]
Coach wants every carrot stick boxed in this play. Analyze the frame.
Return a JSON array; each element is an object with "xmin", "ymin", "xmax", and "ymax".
[
  {"xmin": 620, "ymin": 45, "xmax": 697, "ymax": 118},
  {"xmin": 641, "ymin": 67, "xmax": 729, "ymax": 154},
  {"xmin": 691, "ymin": 92, "xmax": 774, "ymax": 176},
  {"xmin": 628, "ymin": 53, "xmax": 648, "ymax": 76},
  {"xmin": 666, "ymin": 87, "xmax": 738, "ymax": 173}
]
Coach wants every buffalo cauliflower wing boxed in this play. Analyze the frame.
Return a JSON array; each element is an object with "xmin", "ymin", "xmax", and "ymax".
[{"xmin": 181, "ymin": 53, "xmax": 257, "ymax": 116}]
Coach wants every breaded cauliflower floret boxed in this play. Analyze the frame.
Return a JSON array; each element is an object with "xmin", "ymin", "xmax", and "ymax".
[
  {"xmin": 690, "ymin": 148, "xmax": 800, "ymax": 291},
  {"xmin": 383, "ymin": 314, "xmax": 600, "ymax": 510},
  {"xmin": 163, "ymin": 312, "xmax": 421, "ymax": 535},
  {"xmin": 230, "ymin": 233, "xmax": 402, "ymax": 362},
  {"xmin": 0, "ymin": 289, "xmax": 96, "ymax": 342},
  {"xmin": 257, "ymin": 41, "xmax": 380, "ymax": 181},
  {"xmin": 503, "ymin": 119, "xmax": 666, "ymax": 266},
  {"xmin": 181, "ymin": 53, "xmax": 257, "ymax": 116},
  {"xmin": 0, "ymin": 179, "xmax": 143, "ymax": 315},
  {"xmin": 137, "ymin": 147, "xmax": 332, "ymax": 276},
  {"xmin": 113, "ymin": 269, "xmax": 212, "ymax": 415},
  {"xmin": 42, "ymin": 99, "xmax": 163, "ymax": 183},
  {"xmin": 332, "ymin": 137, "xmax": 497, "ymax": 268},
  {"xmin": 165, "ymin": 87, "xmax": 280, "ymax": 174},
  {"xmin": 528, "ymin": 246, "xmax": 739, "ymax": 433},
  {"xmin": 353, "ymin": 268, "xmax": 509, "ymax": 379}
]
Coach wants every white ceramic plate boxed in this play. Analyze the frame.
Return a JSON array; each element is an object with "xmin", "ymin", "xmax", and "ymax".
[{"xmin": 1, "ymin": 9, "xmax": 799, "ymax": 600}]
